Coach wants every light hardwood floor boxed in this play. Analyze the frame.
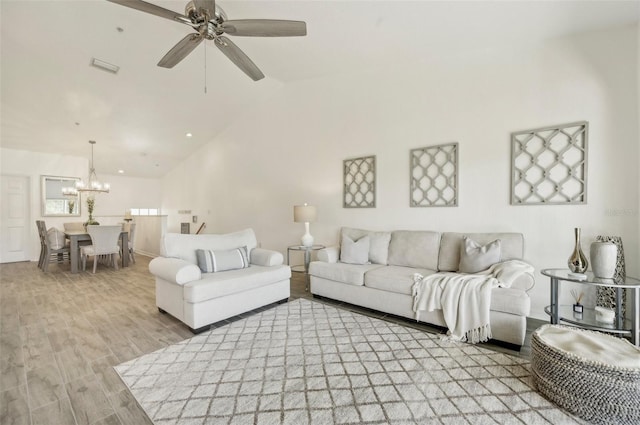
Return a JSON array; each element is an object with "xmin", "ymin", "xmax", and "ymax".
[{"xmin": 0, "ymin": 256, "xmax": 542, "ymax": 425}]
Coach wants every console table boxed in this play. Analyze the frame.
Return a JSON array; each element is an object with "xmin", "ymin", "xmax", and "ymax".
[{"xmin": 541, "ymin": 268, "xmax": 640, "ymax": 346}]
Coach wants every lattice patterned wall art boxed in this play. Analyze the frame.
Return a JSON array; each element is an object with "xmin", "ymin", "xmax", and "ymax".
[
  {"xmin": 410, "ymin": 143, "xmax": 458, "ymax": 207},
  {"xmin": 511, "ymin": 121, "xmax": 588, "ymax": 205},
  {"xmin": 343, "ymin": 155, "xmax": 376, "ymax": 208}
]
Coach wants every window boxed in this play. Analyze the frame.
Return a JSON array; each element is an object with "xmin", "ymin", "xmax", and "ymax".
[{"xmin": 130, "ymin": 208, "xmax": 160, "ymax": 216}]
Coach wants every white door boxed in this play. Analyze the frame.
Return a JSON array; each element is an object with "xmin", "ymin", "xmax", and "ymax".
[{"xmin": 0, "ymin": 175, "xmax": 30, "ymax": 263}]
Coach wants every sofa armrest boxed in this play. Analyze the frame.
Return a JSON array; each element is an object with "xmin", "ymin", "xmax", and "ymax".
[
  {"xmin": 511, "ymin": 273, "xmax": 535, "ymax": 292},
  {"xmin": 149, "ymin": 257, "xmax": 201, "ymax": 285},
  {"xmin": 250, "ymin": 248, "xmax": 284, "ymax": 267},
  {"xmin": 317, "ymin": 246, "xmax": 339, "ymax": 263}
]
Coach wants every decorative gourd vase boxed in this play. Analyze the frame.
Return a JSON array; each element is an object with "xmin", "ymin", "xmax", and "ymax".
[
  {"xmin": 567, "ymin": 228, "xmax": 588, "ymax": 273},
  {"xmin": 590, "ymin": 242, "xmax": 617, "ymax": 279}
]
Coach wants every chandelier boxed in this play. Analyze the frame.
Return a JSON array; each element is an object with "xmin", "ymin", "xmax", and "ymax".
[{"xmin": 62, "ymin": 140, "xmax": 110, "ymax": 196}]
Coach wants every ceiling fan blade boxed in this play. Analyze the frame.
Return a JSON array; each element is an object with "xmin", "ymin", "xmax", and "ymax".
[
  {"xmin": 221, "ymin": 20, "xmax": 307, "ymax": 37},
  {"xmin": 158, "ymin": 34, "xmax": 203, "ymax": 68},
  {"xmin": 215, "ymin": 36, "xmax": 265, "ymax": 81},
  {"xmin": 192, "ymin": 0, "xmax": 216, "ymax": 17},
  {"xmin": 107, "ymin": 0, "xmax": 191, "ymax": 25}
]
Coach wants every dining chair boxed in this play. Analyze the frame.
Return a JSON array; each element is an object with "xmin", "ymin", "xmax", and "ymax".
[
  {"xmin": 37, "ymin": 221, "xmax": 70, "ymax": 272},
  {"xmin": 36, "ymin": 220, "xmax": 46, "ymax": 269},
  {"xmin": 125, "ymin": 222, "xmax": 136, "ymax": 264},
  {"xmin": 81, "ymin": 225, "xmax": 122, "ymax": 273}
]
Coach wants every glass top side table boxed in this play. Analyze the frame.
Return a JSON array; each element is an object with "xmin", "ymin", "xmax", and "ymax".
[
  {"xmin": 287, "ymin": 244, "xmax": 325, "ymax": 291},
  {"xmin": 541, "ymin": 268, "xmax": 640, "ymax": 346}
]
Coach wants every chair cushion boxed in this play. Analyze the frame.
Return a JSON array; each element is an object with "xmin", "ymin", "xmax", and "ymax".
[
  {"xmin": 364, "ymin": 265, "xmax": 437, "ymax": 295},
  {"xmin": 183, "ymin": 265, "xmax": 290, "ymax": 303},
  {"xmin": 80, "ymin": 245, "xmax": 119, "ymax": 257},
  {"xmin": 309, "ymin": 261, "xmax": 384, "ymax": 286},
  {"xmin": 195, "ymin": 247, "xmax": 249, "ymax": 273},
  {"xmin": 162, "ymin": 229, "xmax": 258, "ymax": 265}
]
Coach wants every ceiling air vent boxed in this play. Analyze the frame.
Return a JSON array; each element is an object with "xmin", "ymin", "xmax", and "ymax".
[{"xmin": 90, "ymin": 58, "xmax": 120, "ymax": 74}]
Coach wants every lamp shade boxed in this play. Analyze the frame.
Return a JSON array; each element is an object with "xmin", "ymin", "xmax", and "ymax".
[{"xmin": 293, "ymin": 204, "xmax": 317, "ymax": 223}]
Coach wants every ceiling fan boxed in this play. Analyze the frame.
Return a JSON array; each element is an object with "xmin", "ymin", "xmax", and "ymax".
[{"xmin": 107, "ymin": 0, "xmax": 307, "ymax": 81}]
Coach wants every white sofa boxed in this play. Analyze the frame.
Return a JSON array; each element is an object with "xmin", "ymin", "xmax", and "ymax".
[
  {"xmin": 149, "ymin": 229, "xmax": 290, "ymax": 333},
  {"xmin": 309, "ymin": 228, "xmax": 534, "ymax": 348}
]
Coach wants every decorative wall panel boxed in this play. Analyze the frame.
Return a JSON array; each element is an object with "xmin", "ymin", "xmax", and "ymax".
[
  {"xmin": 511, "ymin": 121, "xmax": 588, "ymax": 205},
  {"xmin": 410, "ymin": 143, "xmax": 458, "ymax": 207},
  {"xmin": 343, "ymin": 156, "xmax": 376, "ymax": 208}
]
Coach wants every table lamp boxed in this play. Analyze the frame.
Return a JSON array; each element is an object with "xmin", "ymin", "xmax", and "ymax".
[
  {"xmin": 124, "ymin": 210, "xmax": 133, "ymax": 222},
  {"xmin": 293, "ymin": 203, "xmax": 317, "ymax": 247}
]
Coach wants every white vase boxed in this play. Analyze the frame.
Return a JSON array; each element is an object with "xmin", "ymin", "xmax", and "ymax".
[{"xmin": 590, "ymin": 242, "xmax": 617, "ymax": 279}]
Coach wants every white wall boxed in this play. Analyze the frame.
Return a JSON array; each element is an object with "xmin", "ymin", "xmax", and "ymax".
[
  {"xmin": 0, "ymin": 147, "xmax": 163, "ymax": 261},
  {"xmin": 162, "ymin": 25, "xmax": 639, "ymax": 320}
]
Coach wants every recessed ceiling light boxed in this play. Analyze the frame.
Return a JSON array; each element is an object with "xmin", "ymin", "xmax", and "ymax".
[
  {"xmin": 186, "ymin": 133, "xmax": 193, "ymax": 138},
  {"xmin": 90, "ymin": 57, "xmax": 120, "ymax": 74},
  {"xmin": 118, "ymin": 169, "xmax": 124, "ymax": 174}
]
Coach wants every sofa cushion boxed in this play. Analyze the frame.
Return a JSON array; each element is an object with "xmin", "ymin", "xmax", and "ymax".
[
  {"xmin": 196, "ymin": 247, "xmax": 249, "ymax": 273},
  {"xmin": 364, "ymin": 266, "xmax": 438, "ymax": 295},
  {"xmin": 387, "ymin": 230, "xmax": 441, "ymax": 270},
  {"xmin": 340, "ymin": 235, "xmax": 370, "ymax": 264},
  {"xmin": 309, "ymin": 261, "xmax": 384, "ymax": 286},
  {"xmin": 342, "ymin": 227, "xmax": 392, "ymax": 265},
  {"xmin": 491, "ymin": 287, "xmax": 530, "ymax": 316},
  {"xmin": 439, "ymin": 232, "xmax": 524, "ymax": 272},
  {"xmin": 161, "ymin": 229, "xmax": 258, "ymax": 265},
  {"xmin": 459, "ymin": 237, "xmax": 501, "ymax": 273},
  {"xmin": 183, "ymin": 265, "xmax": 290, "ymax": 303}
]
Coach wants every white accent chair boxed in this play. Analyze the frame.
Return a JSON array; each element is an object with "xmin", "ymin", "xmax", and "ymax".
[
  {"xmin": 149, "ymin": 229, "xmax": 291, "ymax": 333},
  {"xmin": 81, "ymin": 225, "xmax": 122, "ymax": 273}
]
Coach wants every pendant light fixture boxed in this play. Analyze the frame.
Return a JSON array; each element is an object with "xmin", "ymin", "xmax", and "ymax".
[{"xmin": 62, "ymin": 140, "xmax": 110, "ymax": 195}]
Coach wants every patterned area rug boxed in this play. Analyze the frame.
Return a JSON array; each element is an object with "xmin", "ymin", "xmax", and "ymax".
[{"xmin": 115, "ymin": 299, "xmax": 584, "ymax": 424}]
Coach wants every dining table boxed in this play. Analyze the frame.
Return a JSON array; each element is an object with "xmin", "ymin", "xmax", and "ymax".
[{"xmin": 64, "ymin": 230, "xmax": 129, "ymax": 273}]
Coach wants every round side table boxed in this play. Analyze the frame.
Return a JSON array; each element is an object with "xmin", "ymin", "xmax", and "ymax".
[{"xmin": 287, "ymin": 244, "xmax": 325, "ymax": 291}]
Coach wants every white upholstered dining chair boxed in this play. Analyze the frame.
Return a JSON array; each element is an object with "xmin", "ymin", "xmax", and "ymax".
[
  {"xmin": 121, "ymin": 222, "xmax": 136, "ymax": 264},
  {"xmin": 81, "ymin": 225, "xmax": 122, "ymax": 273}
]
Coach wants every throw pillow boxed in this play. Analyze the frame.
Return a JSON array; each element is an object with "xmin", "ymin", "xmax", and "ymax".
[
  {"xmin": 47, "ymin": 227, "xmax": 66, "ymax": 250},
  {"xmin": 196, "ymin": 246, "xmax": 249, "ymax": 273},
  {"xmin": 459, "ymin": 236, "xmax": 501, "ymax": 273},
  {"xmin": 340, "ymin": 235, "xmax": 370, "ymax": 265}
]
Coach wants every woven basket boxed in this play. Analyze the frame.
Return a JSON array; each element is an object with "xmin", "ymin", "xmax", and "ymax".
[{"xmin": 531, "ymin": 325, "xmax": 640, "ymax": 424}]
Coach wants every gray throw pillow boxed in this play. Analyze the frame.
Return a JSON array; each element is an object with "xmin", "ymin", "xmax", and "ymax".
[
  {"xmin": 459, "ymin": 236, "xmax": 501, "ymax": 273},
  {"xmin": 340, "ymin": 235, "xmax": 370, "ymax": 265},
  {"xmin": 196, "ymin": 246, "xmax": 249, "ymax": 273}
]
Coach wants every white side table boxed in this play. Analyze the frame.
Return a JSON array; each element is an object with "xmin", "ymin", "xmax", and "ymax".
[{"xmin": 287, "ymin": 244, "xmax": 325, "ymax": 291}]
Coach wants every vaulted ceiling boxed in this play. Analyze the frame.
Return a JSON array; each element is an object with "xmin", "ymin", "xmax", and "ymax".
[{"xmin": 1, "ymin": 1, "xmax": 638, "ymax": 178}]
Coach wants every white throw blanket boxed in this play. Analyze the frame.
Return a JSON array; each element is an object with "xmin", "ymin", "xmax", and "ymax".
[{"xmin": 412, "ymin": 260, "xmax": 534, "ymax": 344}]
